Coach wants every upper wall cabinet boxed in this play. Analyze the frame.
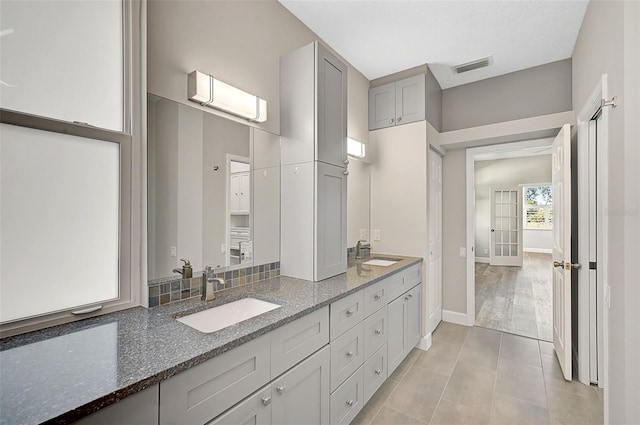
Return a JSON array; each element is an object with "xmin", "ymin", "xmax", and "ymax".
[
  {"xmin": 280, "ymin": 41, "xmax": 348, "ymax": 168},
  {"xmin": 368, "ymin": 75, "xmax": 425, "ymax": 131}
]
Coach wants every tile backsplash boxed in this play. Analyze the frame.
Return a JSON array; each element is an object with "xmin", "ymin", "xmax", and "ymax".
[{"xmin": 148, "ymin": 261, "xmax": 280, "ymax": 307}]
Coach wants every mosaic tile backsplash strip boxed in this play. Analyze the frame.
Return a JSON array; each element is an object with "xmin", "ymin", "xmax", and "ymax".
[{"xmin": 148, "ymin": 262, "xmax": 280, "ymax": 307}]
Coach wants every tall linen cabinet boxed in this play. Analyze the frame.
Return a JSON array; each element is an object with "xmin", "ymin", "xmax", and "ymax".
[{"xmin": 280, "ymin": 41, "xmax": 348, "ymax": 281}]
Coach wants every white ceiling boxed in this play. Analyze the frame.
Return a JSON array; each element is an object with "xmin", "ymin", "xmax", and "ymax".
[{"xmin": 279, "ymin": 0, "xmax": 589, "ymax": 89}]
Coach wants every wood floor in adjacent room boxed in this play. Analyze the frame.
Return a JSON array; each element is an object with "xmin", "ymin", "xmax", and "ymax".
[
  {"xmin": 475, "ymin": 252, "xmax": 552, "ymax": 341},
  {"xmin": 352, "ymin": 323, "xmax": 604, "ymax": 425}
]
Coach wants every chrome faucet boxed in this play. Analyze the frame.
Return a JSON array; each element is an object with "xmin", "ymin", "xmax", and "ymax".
[
  {"xmin": 202, "ymin": 266, "xmax": 224, "ymax": 301},
  {"xmin": 355, "ymin": 240, "xmax": 371, "ymax": 259},
  {"xmin": 173, "ymin": 258, "xmax": 193, "ymax": 278}
]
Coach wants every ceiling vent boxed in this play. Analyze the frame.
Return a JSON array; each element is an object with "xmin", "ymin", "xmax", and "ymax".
[{"xmin": 452, "ymin": 56, "xmax": 493, "ymax": 74}]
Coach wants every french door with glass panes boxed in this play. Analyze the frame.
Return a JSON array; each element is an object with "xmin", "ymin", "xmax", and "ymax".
[{"xmin": 489, "ymin": 186, "xmax": 523, "ymax": 266}]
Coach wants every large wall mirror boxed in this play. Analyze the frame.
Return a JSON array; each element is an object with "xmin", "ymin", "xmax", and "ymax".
[{"xmin": 147, "ymin": 94, "xmax": 280, "ymax": 282}]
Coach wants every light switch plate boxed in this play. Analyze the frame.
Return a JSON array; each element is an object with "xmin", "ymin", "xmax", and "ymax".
[
  {"xmin": 220, "ymin": 243, "xmax": 226, "ymax": 254},
  {"xmin": 170, "ymin": 246, "xmax": 177, "ymax": 257},
  {"xmin": 459, "ymin": 247, "xmax": 467, "ymax": 257}
]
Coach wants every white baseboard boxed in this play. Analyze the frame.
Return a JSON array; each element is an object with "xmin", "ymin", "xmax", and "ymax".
[
  {"xmin": 475, "ymin": 257, "xmax": 490, "ymax": 264},
  {"xmin": 524, "ymin": 247, "xmax": 552, "ymax": 254},
  {"xmin": 416, "ymin": 332, "xmax": 432, "ymax": 351},
  {"xmin": 443, "ymin": 310, "xmax": 470, "ymax": 326}
]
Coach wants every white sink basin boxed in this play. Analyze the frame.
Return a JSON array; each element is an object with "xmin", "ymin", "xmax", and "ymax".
[
  {"xmin": 362, "ymin": 259, "xmax": 397, "ymax": 266},
  {"xmin": 177, "ymin": 298, "xmax": 281, "ymax": 333}
]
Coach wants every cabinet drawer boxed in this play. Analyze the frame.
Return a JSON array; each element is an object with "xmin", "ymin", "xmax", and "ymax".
[
  {"xmin": 404, "ymin": 263, "xmax": 422, "ymax": 288},
  {"xmin": 330, "ymin": 366, "xmax": 364, "ymax": 425},
  {"xmin": 271, "ymin": 345, "xmax": 330, "ymax": 425},
  {"xmin": 363, "ymin": 278, "xmax": 388, "ymax": 317},
  {"xmin": 363, "ymin": 343, "xmax": 388, "ymax": 403},
  {"xmin": 330, "ymin": 322, "xmax": 364, "ymax": 392},
  {"xmin": 386, "ymin": 271, "xmax": 407, "ymax": 302},
  {"xmin": 207, "ymin": 385, "xmax": 271, "ymax": 425},
  {"xmin": 271, "ymin": 306, "xmax": 329, "ymax": 377},
  {"xmin": 363, "ymin": 306, "xmax": 387, "ymax": 360},
  {"xmin": 330, "ymin": 290, "xmax": 364, "ymax": 340},
  {"xmin": 159, "ymin": 334, "xmax": 270, "ymax": 425}
]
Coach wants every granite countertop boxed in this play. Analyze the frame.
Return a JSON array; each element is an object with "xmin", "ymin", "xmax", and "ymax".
[{"xmin": 0, "ymin": 255, "xmax": 421, "ymax": 425}]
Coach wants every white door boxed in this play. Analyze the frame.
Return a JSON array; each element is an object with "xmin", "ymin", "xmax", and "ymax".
[
  {"xmin": 552, "ymin": 123, "xmax": 573, "ymax": 381},
  {"xmin": 490, "ymin": 186, "xmax": 523, "ymax": 266},
  {"xmin": 427, "ymin": 149, "xmax": 442, "ymax": 334}
]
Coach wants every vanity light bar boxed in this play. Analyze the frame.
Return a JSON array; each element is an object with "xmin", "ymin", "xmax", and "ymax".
[{"xmin": 187, "ymin": 71, "xmax": 267, "ymax": 123}]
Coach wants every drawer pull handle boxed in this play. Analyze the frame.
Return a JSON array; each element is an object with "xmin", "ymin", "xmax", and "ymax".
[
  {"xmin": 346, "ymin": 351, "xmax": 354, "ymax": 357},
  {"xmin": 375, "ymin": 369, "xmax": 382, "ymax": 375},
  {"xmin": 375, "ymin": 329, "xmax": 382, "ymax": 335},
  {"xmin": 374, "ymin": 294, "xmax": 381, "ymax": 300},
  {"xmin": 346, "ymin": 309, "xmax": 354, "ymax": 316},
  {"xmin": 262, "ymin": 396, "xmax": 272, "ymax": 406},
  {"xmin": 276, "ymin": 385, "xmax": 286, "ymax": 394},
  {"xmin": 346, "ymin": 400, "xmax": 354, "ymax": 407}
]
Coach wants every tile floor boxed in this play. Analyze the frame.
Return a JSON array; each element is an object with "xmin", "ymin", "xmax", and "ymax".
[
  {"xmin": 352, "ymin": 322, "xmax": 603, "ymax": 425},
  {"xmin": 475, "ymin": 253, "xmax": 553, "ymax": 341}
]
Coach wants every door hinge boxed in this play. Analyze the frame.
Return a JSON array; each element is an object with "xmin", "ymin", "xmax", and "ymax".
[{"xmin": 589, "ymin": 262, "xmax": 597, "ymax": 270}]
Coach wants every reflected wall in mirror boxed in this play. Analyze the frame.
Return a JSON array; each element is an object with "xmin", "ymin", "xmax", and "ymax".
[
  {"xmin": 147, "ymin": 94, "xmax": 280, "ymax": 282},
  {"xmin": 347, "ymin": 157, "xmax": 371, "ymax": 248}
]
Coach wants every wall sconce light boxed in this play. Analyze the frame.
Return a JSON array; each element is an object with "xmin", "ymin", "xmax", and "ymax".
[
  {"xmin": 187, "ymin": 71, "xmax": 267, "ymax": 122},
  {"xmin": 347, "ymin": 137, "xmax": 366, "ymax": 158}
]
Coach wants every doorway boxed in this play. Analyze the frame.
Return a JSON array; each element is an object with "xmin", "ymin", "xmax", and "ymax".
[{"xmin": 471, "ymin": 145, "xmax": 554, "ymax": 341}]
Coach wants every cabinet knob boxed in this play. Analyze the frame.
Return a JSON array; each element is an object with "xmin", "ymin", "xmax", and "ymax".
[
  {"xmin": 346, "ymin": 400, "xmax": 354, "ymax": 407},
  {"xmin": 344, "ymin": 159, "xmax": 350, "ymax": 165},
  {"xmin": 262, "ymin": 396, "xmax": 272, "ymax": 405},
  {"xmin": 408, "ymin": 294, "xmax": 413, "ymax": 298},
  {"xmin": 375, "ymin": 329, "xmax": 382, "ymax": 335},
  {"xmin": 405, "ymin": 296, "xmax": 409, "ymax": 301},
  {"xmin": 374, "ymin": 294, "xmax": 381, "ymax": 300},
  {"xmin": 276, "ymin": 385, "xmax": 286, "ymax": 394},
  {"xmin": 343, "ymin": 170, "xmax": 349, "ymax": 175},
  {"xmin": 389, "ymin": 118, "xmax": 394, "ymax": 124},
  {"xmin": 346, "ymin": 351, "xmax": 354, "ymax": 357},
  {"xmin": 397, "ymin": 117, "xmax": 403, "ymax": 123},
  {"xmin": 346, "ymin": 309, "xmax": 354, "ymax": 316},
  {"xmin": 375, "ymin": 369, "xmax": 382, "ymax": 375}
]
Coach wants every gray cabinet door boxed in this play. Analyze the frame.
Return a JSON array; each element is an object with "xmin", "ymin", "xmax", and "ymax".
[
  {"xmin": 316, "ymin": 43, "xmax": 347, "ymax": 168},
  {"xmin": 315, "ymin": 162, "xmax": 347, "ymax": 281},
  {"xmin": 271, "ymin": 346, "xmax": 330, "ymax": 425},
  {"xmin": 208, "ymin": 386, "xmax": 272, "ymax": 425},
  {"xmin": 406, "ymin": 284, "xmax": 422, "ymax": 349},
  {"xmin": 395, "ymin": 75, "xmax": 425, "ymax": 126},
  {"xmin": 75, "ymin": 385, "xmax": 159, "ymax": 425},
  {"xmin": 387, "ymin": 295, "xmax": 406, "ymax": 375},
  {"xmin": 368, "ymin": 82, "xmax": 396, "ymax": 130}
]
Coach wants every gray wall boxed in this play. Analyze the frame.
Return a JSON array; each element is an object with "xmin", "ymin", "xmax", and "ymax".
[
  {"xmin": 442, "ymin": 59, "xmax": 572, "ymax": 131},
  {"xmin": 572, "ymin": 1, "xmax": 640, "ymax": 423},
  {"xmin": 441, "ymin": 148, "xmax": 467, "ymax": 314}
]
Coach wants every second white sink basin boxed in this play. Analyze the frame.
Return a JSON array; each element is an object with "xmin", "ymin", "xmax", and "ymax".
[
  {"xmin": 177, "ymin": 298, "xmax": 281, "ymax": 333},
  {"xmin": 362, "ymin": 259, "xmax": 398, "ymax": 266}
]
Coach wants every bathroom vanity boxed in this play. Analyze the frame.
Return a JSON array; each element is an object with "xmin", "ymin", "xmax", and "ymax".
[{"xmin": 0, "ymin": 256, "xmax": 422, "ymax": 425}]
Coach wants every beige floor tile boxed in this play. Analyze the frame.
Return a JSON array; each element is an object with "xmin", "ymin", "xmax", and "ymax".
[
  {"xmin": 441, "ymin": 362, "xmax": 497, "ymax": 410},
  {"xmin": 412, "ymin": 339, "xmax": 462, "ymax": 377},
  {"xmin": 545, "ymin": 375, "xmax": 600, "ymax": 400},
  {"xmin": 351, "ymin": 379, "xmax": 398, "ymax": 425},
  {"xmin": 371, "ymin": 406, "xmax": 427, "ymax": 425},
  {"xmin": 388, "ymin": 348, "xmax": 421, "ymax": 383},
  {"xmin": 430, "ymin": 398, "xmax": 491, "ymax": 425},
  {"xmin": 541, "ymin": 353, "xmax": 568, "ymax": 381},
  {"xmin": 386, "ymin": 365, "xmax": 449, "ymax": 422},
  {"xmin": 546, "ymin": 386, "xmax": 604, "ymax": 425},
  {"xmin": 490, "ymin": 393, "xmax": 550, "ymax": 425},
  {"xmin": 457, "ymin": 328, "xmax": 502, "ymax": 371},
  {"xmin": 495, "ymin": 358, "xmax": 547, "ymax": 408},
  {"xmin": 538, "ymin": 340, "xmax": 555, "ymax": 356},
  {"xmin": 499, "ymin": 333, "xmax": 542, "ymax": 368},
  {"xmin": 431, "ymin": 322, "xmax": 470, "ymax": 347}
]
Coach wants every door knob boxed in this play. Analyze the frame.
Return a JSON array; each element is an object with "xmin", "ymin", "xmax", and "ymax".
[
  {"xmin": 553, "ymin": 261, "xmax": 563, "ymax": 268},
  {"xmin": 491, "ymin": 229, "xmax": 495, "ymax": 232}
]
